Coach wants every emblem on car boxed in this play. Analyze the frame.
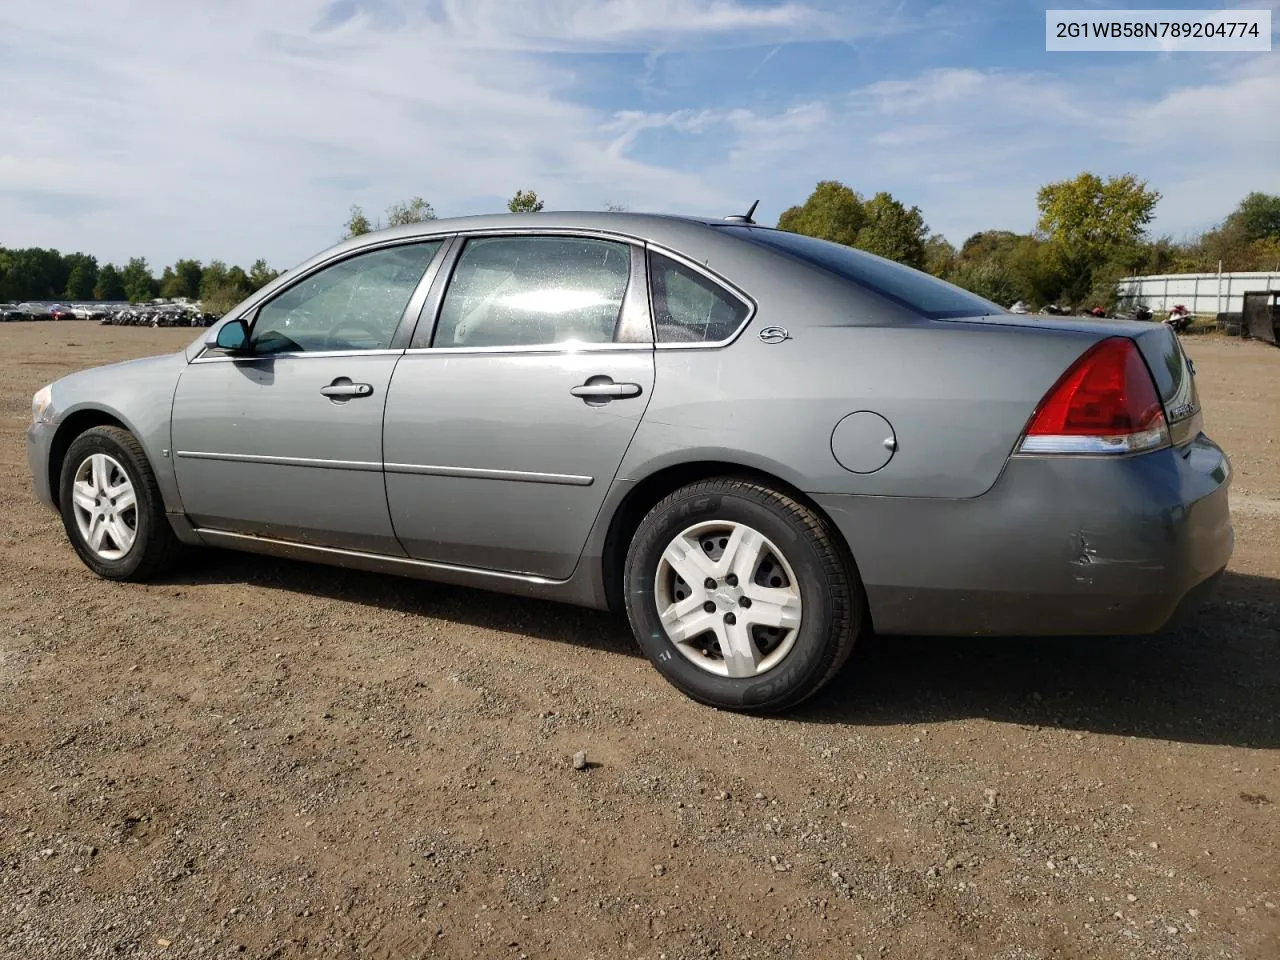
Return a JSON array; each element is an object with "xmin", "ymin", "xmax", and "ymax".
[{"xmin": 758, "ymin": 326, "xmax": 791, "ymax": 344}]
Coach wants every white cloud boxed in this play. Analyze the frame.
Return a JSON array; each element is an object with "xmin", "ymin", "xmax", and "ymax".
[
  {"xmin": 0, "ymin": 0, "xmax": 1276, "ymax": 269},
  {"xmin": 609, "ymin": 54, "xmax": 1280, "ymax": 243}
]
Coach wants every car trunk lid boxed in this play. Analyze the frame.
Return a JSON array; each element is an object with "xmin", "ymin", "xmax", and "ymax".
[{"xmin": 943, "ymin": 313, "xmax": 1201, "ymax": 444}]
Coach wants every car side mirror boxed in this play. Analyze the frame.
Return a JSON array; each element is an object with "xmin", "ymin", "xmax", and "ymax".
[{"xmin": 209, "ymin": 318, "xmax": 250, "ymax": 353}]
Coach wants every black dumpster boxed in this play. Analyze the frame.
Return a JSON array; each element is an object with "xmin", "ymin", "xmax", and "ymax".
[{"xmin": 1242, "ymin": 291, "xmax": 1279, "ymax": 345}]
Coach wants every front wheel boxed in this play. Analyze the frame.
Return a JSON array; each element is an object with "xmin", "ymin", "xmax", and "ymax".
[
  {"xmin": 623, "ymin": 478, "xmax": 862, "ymax": 712},
  {"xmin": 58, "ymin": 426, "xmax": 182, "ymax": 582}
]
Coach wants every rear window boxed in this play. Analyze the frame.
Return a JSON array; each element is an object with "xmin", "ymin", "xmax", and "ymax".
[{"xmin": 720, "ymin": 225, "xmax": 1004, "ymax": 320}]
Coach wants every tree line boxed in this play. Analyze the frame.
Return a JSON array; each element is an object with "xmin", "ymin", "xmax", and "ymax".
[
  {"xmin": 0, "ymin": 249, "xmax": 281, "ymax": 316},
  {"xmin": 5, "ymin": 181, "xmax": 1277, "ymax": 318},
  {"xmin": 776, "ymin": 175, "xmax": 1280, "ymax": 309}
]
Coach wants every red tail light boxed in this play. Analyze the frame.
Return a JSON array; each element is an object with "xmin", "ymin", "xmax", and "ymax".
[{"xmin": 1019, "ymin": 337, "xmax": 1170, "ymax": 455}]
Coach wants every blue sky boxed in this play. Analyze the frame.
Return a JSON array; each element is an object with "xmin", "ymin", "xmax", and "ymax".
[{"xmin": 1, "ymin": 0, "xmax": 1277, "ymax": 269}]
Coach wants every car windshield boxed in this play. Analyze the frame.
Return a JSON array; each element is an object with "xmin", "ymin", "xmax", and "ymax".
[{"xmin": 720, "ymin": 225, "xmax": 1005, "ymax": 320}]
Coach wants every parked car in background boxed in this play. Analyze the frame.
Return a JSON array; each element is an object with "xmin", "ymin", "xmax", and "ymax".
[
  {"xmin": 25, "ymin": 212, "xmax": 1233, "ymax": 712},
  {"xmin": 18, "ymin": 302, "xmax": 51, "ymax": 319},
  {"xmin": 0, "ymin": 303, "xmax": 26, "ymax": 321}
]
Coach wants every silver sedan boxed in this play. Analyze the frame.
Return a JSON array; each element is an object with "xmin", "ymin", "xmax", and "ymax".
[{"xmin": 27, "ymin": 212, "xmax": 1233, "ymax": 711}]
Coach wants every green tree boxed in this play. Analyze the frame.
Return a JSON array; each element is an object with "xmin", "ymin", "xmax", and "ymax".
[
  {"xmin": 922, "ymin": 235, "xmax": 956, "ymax": 277},
  {"xmin": 959, "ymin": 230, "xmax": 1022, "ymax": 262},
  {"xmin": 778, "ymin": 181, "xmax": 934, "ymax": 268},
  {"xmin": 857, "ymin": 192, "xmax": 928, "ymax": 268},
  {"xmin": 198, "ymin": 261, "xmax": 253, "ymax": 316},
  {"xmin": 1036, "ymin": 172, "xmax": 1160, "ymax": 260},
  {"xmin": 121, "ymin": 257, "xmax": 157, "ymax": 303},
  {"xmin": 248, "ymin": 258, "xmax": 279, "ymax": 290},
  {"xmin": 950, "ymin": 231, "xmax": 1066, "ymax": 308},
  {"xmin": 508, "ymin": 189, "xmax": 545, "ymax": 214},
  {"xmin": 344, "ymin": 205, "xmax": 373, "ymax": 239},
  {"xmin": 94, "ymin": 263, "xmax": 126, "ymax": 301},
  {"xmin": 777, "ymin": 180, "xmax": 865, "ymax": 246},
  {"xmin": 63, "ymin": 253, "xmax": 99, "ymax": 299},
  {"xmin": 949, "ymin": 259, "xmax": 1018, "ymax": 306},
  {"xmin": 0, "ymin": 247, "xmax": 68, "ymax": 299},
  {"xmin": 1224, "ymin": 192, "xmax": 1280, "ymax": 242},
  {"xmin": 386, "ymin": 196, "xmax": 436, "ymax": 226},
  {"xmin": 226, "ymin": 265, "xmax": 251, "ymax": 294},
  {"xmin": 1034, "ymin": 173, "xmax": 1159, "ymax": 307},
  {"xmin": 159, "ymin": 265, "xmax": 187, "ymax": 299},
  {"xmin": 199, "ymin": 260, "xmax": 229, "ymax": 300},
  {"xmin": 173, "ymin": 259, "xmax": 203, "ymax": 299}
]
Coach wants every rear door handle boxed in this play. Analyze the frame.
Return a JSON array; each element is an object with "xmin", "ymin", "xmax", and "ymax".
[
  {"xmin": 570, "ymin": 380, "xmax": 642, "ymax": 400},
  {"xmin": 320, "ymin": 380, "xmax": 374, "ymax": 399}
]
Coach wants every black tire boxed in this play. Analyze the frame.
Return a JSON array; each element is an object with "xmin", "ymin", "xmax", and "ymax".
[
  {"xmin": 623, "ymin": 478, "xmax": 862, "ymax": 712},
  {"xmin": 58, "ymin": 426, "xmax": 182, "ymax": 582}
]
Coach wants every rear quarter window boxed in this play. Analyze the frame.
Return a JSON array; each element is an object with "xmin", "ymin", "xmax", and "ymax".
[{"xmin": 720, "ymin": 226, "xmax": 1004, "ymax": 320}]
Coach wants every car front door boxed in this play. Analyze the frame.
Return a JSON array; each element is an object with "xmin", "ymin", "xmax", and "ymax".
[
  {"xmin": 383, "ymin": 233, "xmax": 655, "ymax": 579},
  {"xmin": 171, "ymin": 240, "xmax": 444, "ymax": 553}
]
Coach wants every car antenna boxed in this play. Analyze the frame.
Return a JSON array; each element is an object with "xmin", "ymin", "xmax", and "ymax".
[{"xmin": 723, "ymin": 200, "xmax": 760, "ymax": 224}]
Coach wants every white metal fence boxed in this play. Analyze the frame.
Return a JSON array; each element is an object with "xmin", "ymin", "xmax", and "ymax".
[{"xmin": 1116, "ymin": 272, "xmax": 1280, "ymax": 315}]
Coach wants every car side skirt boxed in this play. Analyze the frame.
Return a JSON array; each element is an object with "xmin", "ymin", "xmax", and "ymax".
[{"xmin": 192, "ymin": 528, "xmax": 611, "ymax": 608}]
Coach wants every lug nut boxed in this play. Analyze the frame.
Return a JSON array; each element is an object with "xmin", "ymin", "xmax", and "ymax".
[
  {"xmin": 703, "ymin": 601, "xmax": 716, "ymax": 614},
  {"xmin": 704, "ymin": 578, "xmax": 717, "ymax": 590},
  {"xmin": 739, "ymin": 597, "xmax": 752, "ymax": 608},
  {"xmin": 726, "ymin": 574, "xmax": 738, "ymax": 587},
  {"xmin": 724, "ymin": 612, "xmax": 737, "ymax": 625}
]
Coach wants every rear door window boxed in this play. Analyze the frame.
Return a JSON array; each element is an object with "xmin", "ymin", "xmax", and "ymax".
[{"xmin": 648, "ymin": 251, "xmax": 749, "ymax": 343}]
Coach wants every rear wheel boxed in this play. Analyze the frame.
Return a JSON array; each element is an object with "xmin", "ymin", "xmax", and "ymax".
[
  {"xmin": 58, "ymin": 426, "xmax": 182, "ymax": 581},
  {"xmin": 624, "ymin": 478, "xmax": 862, "ymax": 712}
]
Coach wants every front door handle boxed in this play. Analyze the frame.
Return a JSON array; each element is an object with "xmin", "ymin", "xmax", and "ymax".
[
  {"xmin": 570, "ymin": 379, "xmax": 643, "ymax": 401},
  {"xmin": 321, "ymin": 379, "xmax": 374, "ymax": 400}
]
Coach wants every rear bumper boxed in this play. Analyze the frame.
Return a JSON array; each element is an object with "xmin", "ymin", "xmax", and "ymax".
[{"xmin": 814, "ymin": 434, "xmax": 1233, "ymax": 636}]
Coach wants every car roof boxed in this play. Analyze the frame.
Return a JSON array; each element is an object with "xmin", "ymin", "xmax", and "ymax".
[{"xmin": 336, "ymin": 211, "xmax": 757, "ymax": 251}]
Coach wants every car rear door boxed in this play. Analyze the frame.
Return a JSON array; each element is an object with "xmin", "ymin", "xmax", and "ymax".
[
  {"xmin": 171, "ymin": 239, "xmax": 445, "ymax": 554},
  {"xmin": 382, "ymin": 233, "xmax": 655, "ymax": 579}
]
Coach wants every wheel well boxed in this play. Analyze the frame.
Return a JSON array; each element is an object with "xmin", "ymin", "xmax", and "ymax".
[
  {"xmin": 47, "ymin": 410, "xmax": 129, "ymax": 508},
  {"xmin": 600, "ymin": 461, "xmax": 851, "ymax": 613}
]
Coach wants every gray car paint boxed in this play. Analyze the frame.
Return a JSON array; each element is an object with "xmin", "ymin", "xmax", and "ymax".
[
  {"xmin": 170, "ymin": 352, "xmax": 406, "ymax": 555},
  {"xmin": 383, "ymin": 348, "xmax": 656, "ymax": 578},
  {"xmin": 28, "ymin": 211, "xmax": 1232, "ymax": 639}
]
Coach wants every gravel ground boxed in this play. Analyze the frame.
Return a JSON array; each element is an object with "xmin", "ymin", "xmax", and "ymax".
[{"xmin": 1, "ymin": 323, "xmax": 1277, "ymax": 960}]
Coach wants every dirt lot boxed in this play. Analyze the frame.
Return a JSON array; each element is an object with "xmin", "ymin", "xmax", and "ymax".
[{"xmin": 1, "ymin": 322, "xmax": 1277, "ymax": 960}]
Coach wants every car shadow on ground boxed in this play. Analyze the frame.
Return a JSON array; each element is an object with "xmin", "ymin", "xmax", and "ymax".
[
  {"xmin": 802, "ymin": 570, "xmax": 1280, "ymax": 749},
  {"xmin": 168, "ymin": 555, "xmax": 1278, "ymax": 749},
  {"xmin": 165, "ymin": 549, "xmax": 640, "ymax": 659}
]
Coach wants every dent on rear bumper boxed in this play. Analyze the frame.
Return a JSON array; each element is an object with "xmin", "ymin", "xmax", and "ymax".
[
  {"xmin": 815, "ymin": 435, "xmax": 1233, "ymax": 637},
  {"xmin": 26, "ymin": 421, "xmax": 56, "ymax": 510}
]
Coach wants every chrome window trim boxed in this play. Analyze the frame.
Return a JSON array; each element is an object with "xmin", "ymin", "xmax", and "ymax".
[
  {"xmin": 643, "ymin": 242, "xmax": 757, "ymax": 350},
  {"xmin": 191, "ymin": 348, "xmax": 405, "ymax": 364},
  {"xmin": 403, "ymin": 342, "xmax": 651, "ymax": 357}
]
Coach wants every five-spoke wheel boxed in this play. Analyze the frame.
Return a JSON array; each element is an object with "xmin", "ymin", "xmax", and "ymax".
[
  {"xmin": 59, "ymin": 426, "xmax": 182, "ymax": 581},
  {"xmin": 655, "ymin": 520, "xmax": 803, "ymax": 679},
  {"xmin": 625, "ymin": 477, "xmax": 862, "ymax": 712},
  {"xmin": 70, "ymin": 453, "xmax": 139, "ymax": 560}
]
